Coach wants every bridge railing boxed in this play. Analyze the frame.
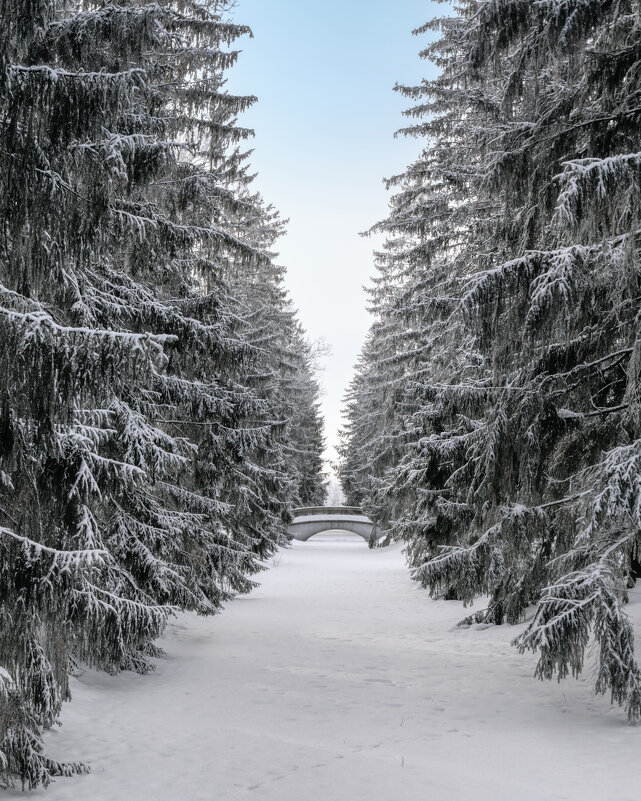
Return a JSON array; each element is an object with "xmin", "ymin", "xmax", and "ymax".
[{"xmin": 291, "ymin": 506, "xmax": 364, "ymax": 517}]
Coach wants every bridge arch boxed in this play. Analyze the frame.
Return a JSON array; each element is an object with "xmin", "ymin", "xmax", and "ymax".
[{"xmin": 288, "ymin": 507, "xmax": 377, "ymax": 542}]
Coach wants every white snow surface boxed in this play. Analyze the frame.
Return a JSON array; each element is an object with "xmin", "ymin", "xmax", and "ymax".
[{"xmin": 14, "ymin": 532, "xmax": 641, "ymax": 801}]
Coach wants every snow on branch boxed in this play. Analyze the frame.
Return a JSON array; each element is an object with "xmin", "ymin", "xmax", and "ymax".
[
  {"xmin": 554, "ymin": 153, "xmax": 641, "ymax": 230},
  {"xmin": 515, "ymin": 551, "xmax": 641, "ymax": 720},
  {"xmin": 413, "ymin": 504, "xmax": 546, "ymax": 608},
  {"xmin": 0, "ymin": 526, "xmax": 108, "ymax": 568}
]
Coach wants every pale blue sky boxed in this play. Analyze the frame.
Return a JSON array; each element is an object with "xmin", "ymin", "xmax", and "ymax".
[{"xmin": 226, "ymin": 1, "xmax": 443, "ymax": 466}]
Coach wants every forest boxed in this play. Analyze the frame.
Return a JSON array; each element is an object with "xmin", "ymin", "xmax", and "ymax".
[
  {"xmin": 340, "ymin": 0, "xmax": 641, "ymax": 724},
  {"xmin": 2, "ymin": 0, "xmax": 641, "ymax": 795},
  {"xmin": 0, "ymin": 0, "xmax": 325, "ymax": 787}
]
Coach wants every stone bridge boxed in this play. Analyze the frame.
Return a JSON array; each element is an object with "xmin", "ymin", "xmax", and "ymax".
[{"xmin": 288, "ymin": 506, "xmax": 377, "ymax": 542}]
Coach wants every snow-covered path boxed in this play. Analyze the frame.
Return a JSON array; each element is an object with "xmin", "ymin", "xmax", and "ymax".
[{"xmin": 15, "ymin": 533, "xmax": 641, "ymax": 801}]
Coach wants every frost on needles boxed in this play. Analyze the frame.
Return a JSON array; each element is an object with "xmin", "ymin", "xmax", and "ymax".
[
  {"xmin": 0, "ymin": 0, "xmax": 326, "ymax": 788},
  {"xmin": 339, "ymin": 0, "xmax": 641, "ymax": 720}
]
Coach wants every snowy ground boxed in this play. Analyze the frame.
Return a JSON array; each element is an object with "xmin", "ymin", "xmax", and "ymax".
[{"xmin": 13, "ymin": 532, "xmax": 641, "ymax": 801}]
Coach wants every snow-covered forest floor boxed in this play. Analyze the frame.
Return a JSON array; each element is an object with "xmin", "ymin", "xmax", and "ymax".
[{"xmin": 13, "ymin": 533, "xmax": 641, "ymax": 801}]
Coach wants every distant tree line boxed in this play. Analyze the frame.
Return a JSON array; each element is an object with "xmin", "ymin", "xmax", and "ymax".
[
  {"xmin": 340, "ymin": 0, "xmax": 641, "ymax": 720},
  {"xmin": 0, "ymin": 0, "xmax": 325, "ymax": 787}
]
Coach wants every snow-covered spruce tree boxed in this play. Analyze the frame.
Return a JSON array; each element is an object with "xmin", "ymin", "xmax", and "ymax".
[
  {"xmin": 214, "ymin": 195, "xmax": 326, "ymax": 558},
  {"xmin": 287, "ymin": 328, "xmax": 327, "ymax": 508},
  {"xmin": 339, "ymin": 236, "xmax": 436, "ymax": 532},
  {"xmin": 339, "ymin": 11, "xmax": 490, "ymax": 553},
  {"xmin": 356, "ymin": 1, "xmax": 641, "ymax": 718},
  {"xmin": 338, "ymin": 339, "xmax": 374, "ymax": 508},
  {"xmin": 0, "ymin": 0, "xmax": 323, "ymax": 787},
  {"xmin": 238, "ymin": 201, "xmax": 327, "ymax": 514},
  {"xmin": 371, "ymin": 12, "xmax": 500, "ymax": 565},
  {"xmin": 338, "ymin": 322, "xmax": 407, "ymax": 533},
  {"xmin": 0, "ymin": 0, "xmax": 177, "ymax": 785}
]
